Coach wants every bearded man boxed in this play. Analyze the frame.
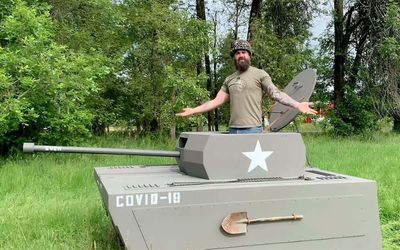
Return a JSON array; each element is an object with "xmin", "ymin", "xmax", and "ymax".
[{"xmin": 176, "ymin": 39, "xmax": 317, "ymax": 134}]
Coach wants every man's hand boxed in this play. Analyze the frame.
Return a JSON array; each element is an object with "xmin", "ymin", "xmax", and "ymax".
[
  {"xmin": 176, "ymin": 108, "xmax": 195, "ymax": 117},
  {"xmin": 294, "ymin": 102, "xmax": 318, "ymax": 115},
  {"xmin": 176, "ymin": 90, "xmax": 229, "ymax": 118}
]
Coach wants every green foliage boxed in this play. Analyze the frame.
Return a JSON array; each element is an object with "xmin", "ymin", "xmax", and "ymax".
[
  {"xmin": 45, "ymin": 0, "xmax": 129, "ymax": 134},
  {"xmin": 251, "ymin": 0, "xmax": 317, "ymax": 87},
  {"xmin": 164, "ymin": 67, "xmax": 209, "ymax": 133},
  {"xmin": 49, "ymin": 0, "xmax": 128, "ymax": 55},
  {"xmin": 315, "ymin": 0, "xmax": 399, "ymax": 136},
  {"xmin": 376, "ymin": 117, "xmax": 394, "ymax": 134},
  {"xmin": 328, "ymin": 89, "xmax": 377, "ymax": 136},
  {"xmin": 0, "ymin": 1, "xmax": 109, "ymax": 154},
  {"xmin": 103, "ymin": 0, "xmax": 211, "ymax": 134},
  {"xmin": 211, "ymin": 33, "xmax": 233, "ymax": 126},
  {"xmin": 308, "ymin": 52, "xmax": 333, "ymax": 104},
  {"xmin": 252, "ymin": 24, "xmax": 312, "ymax": 86},
  {"xmin": 363, "ymin": 1, "xmax": 400, "ymax": 129}
]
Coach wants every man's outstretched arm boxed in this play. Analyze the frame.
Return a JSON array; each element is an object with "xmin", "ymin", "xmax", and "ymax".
[
  {"xmin": 176, "ymin": 90, "xmax": 229, "ymax": 117},
  {"xmin": 265, "ymin": 81, "xmax": 317, "ymax": 115}
]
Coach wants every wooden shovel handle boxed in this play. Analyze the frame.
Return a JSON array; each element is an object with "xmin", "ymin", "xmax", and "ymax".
[{"xmin": 241, "ymin": 213, "xmax": 303, "ymax": 224}]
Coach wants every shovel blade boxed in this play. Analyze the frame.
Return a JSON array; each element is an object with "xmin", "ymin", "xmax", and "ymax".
[{"xmin": 221, "ymin": 212, "xmax": 248, "ymax": 235}]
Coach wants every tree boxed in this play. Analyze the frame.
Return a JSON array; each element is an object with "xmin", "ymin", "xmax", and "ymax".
[
  {"xmin": 333, "ymin": 0, "xmax": 372, "ymax": 106},
  {"xmin": 0, "ymin": 1, "xmax": 109, "ymax": 154},
  {"xmin": 333, "ymin": 0, "xmax": 345, "ymax": 105},
  {"xmin": 43, "ymin": 0, "xmax": 129, "ymax": 134},
  {"xmin": 247, "ymin": 0, "xmax": 262, "ymax": 42},
  {"xmin": 362, "ymin": 1, "xmax": 400, "ymax": 131},
  {"xmin": 223, "ymin": 0, "xmax": 251, "ymax": 39},
  {"xmin": 108, "ymin": 0, "xmax": 210, "ymax": 137},
  {"xmin": 328, "ymin": 0, "xmax": 390, "ymax": 135},
  {"xmin": 252, "ymin": 0, "xmax": 317, "ymax": 85},
  {"xmin": 44, "ymin": 0, "xmax": 125, "ymax": 52},
  {"xmin": 195, "ymin": 0, "xmax": 216, "ymax": 131}
]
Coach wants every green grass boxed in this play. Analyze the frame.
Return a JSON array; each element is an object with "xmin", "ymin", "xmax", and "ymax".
[
  {"xmin": 0, "ymin": 135, "xmax": 176, "ymax": 249},
  {"xmin": 305, "ymin": 134, "xmax": 400, "ymax": 221},
  {"xmin": 304, "ymin": 133, "xmax": 400, "ymax": 249},
  {"xmin": 0, "ymin": 133, "xmax": 399, "ymax": 249}
]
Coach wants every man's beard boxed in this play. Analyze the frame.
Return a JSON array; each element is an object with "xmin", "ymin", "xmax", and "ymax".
[{"xmin": 235, "ymin": 58, "xmax": 250, "ymax": 72}]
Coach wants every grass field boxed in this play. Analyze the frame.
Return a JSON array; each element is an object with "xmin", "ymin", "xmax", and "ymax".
[{"xmin": 0, "ymin": 133, "xmax": 399, "ymax": 249}]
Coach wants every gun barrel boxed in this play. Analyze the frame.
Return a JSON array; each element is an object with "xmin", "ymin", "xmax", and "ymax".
[{"xmin": 23, "ymin": 143, "xmax": 180, "ymax": 157}]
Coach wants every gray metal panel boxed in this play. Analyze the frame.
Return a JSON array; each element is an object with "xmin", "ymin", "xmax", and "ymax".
[
  {"xmin": 176, "ymin": 133, "xmax": 210, "ymax": 178},
  {"xmin": 213, "ymin": 237, "xmax": 368, "ymax": 250},
  {"xmin": 94, "ymin": 167, "xmax": 381, "ymax": 250},
  {"xmin": 177, "ymin": 132, "xmax": 306, "ymax": 180},
  {"xmin": 268, "ymin": 69, "xmax": 317, "ymax": 132},
  {"xmin": 107, "ymin": 206, "xmax": 149, "ymax": 250},
  {"xmin": 133, "ymin": 196, "xmax": 365, "ymax": 249}
]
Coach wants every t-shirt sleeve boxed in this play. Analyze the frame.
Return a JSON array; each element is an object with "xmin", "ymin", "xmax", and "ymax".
[
  {"xmin": 220, "ymin": 78, "xmax": 229, "ymax": 93},
  {"xmin": 260, "ymin": 71, "xmax": 298, "ymax": 107}
]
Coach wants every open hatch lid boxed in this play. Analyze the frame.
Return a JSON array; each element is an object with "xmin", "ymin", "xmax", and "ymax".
[{"xmin": 268, "ymin": 68, "xmax": 317, "ymax": 132}]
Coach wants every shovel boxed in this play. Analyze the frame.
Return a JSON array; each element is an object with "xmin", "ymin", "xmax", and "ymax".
[{"xmin": 221, "ymin": 212, "xmax": 303, "ymax": 235}]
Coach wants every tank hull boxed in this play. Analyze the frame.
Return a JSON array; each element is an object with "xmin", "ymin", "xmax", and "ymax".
[{"xmin": 94, "ymin": 166, "xmax": 382, "ymax": 250}]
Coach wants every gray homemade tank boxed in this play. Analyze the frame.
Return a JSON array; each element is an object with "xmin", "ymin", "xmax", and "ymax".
[{"xmin": 23, "ymin": 69, "xmax": 382, "ymax": 250}]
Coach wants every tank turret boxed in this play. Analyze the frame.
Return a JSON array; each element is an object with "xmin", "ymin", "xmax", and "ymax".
[{"xmin": 24, "ymin": 132, "xmax": 307, "ymax": 180}]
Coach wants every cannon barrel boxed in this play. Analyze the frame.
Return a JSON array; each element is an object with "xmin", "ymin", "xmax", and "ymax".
[{"xmin": 23, "ymin": 143, "xmax": 180, "ymax": 157}]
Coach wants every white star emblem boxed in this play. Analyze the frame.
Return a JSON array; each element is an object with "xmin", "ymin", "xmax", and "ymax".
[{"xmin": 242, "ymin": 140, "xmax": 273, "ymax": 172}]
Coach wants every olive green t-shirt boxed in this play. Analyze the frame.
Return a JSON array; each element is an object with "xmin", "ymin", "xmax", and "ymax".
[{"xmin": 221, "ymin": 66, "xmax": 297, "ymax": 128}]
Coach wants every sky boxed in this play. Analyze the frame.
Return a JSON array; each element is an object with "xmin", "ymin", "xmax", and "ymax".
[
  {"xmin": 310, "ymin": 14, "xmax": 330, "ymax": 48},
  {"xmin": 178, "ymin": 0, "xmax": 331, "ymax": 50},
  {"xmin": 203, "ymin": 0, "xmax": 331, "ymax": 48},
  {"xmin": 310, "ymin": 2, "xmax": 332, "ymax": 47},
  {"xmin": 312, "ymin": 15, "xmax": 329, "ymax": 37}
]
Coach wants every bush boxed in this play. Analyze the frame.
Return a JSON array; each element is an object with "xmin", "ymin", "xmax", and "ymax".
[
  {"xmin": 0, "ymin": 2, "xmax": 109, "ymax": 154},
  {"xmin": 329, "ymin": 90, "xmax": 377, "ymax": 136},
  {"xmin": 376, "ymin": 117, "xmax": 394, "ymax": 133}
]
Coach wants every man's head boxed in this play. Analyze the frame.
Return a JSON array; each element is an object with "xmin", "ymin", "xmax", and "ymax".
[
  {"xmin": 230, "ymin": 39, "xmax": 252, "ymax": 57},
  {"xmin": 231, "ymin": 40, "xmax": 252, "ymax": 72}
]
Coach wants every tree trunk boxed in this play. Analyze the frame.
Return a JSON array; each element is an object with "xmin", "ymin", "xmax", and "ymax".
[
  {"xmin": 196, "ymin": 0, "xmax": 205, "ymax": 77},
  {"xmin": 170, "ymin": 91, "xmax": 176, "ymax": 140},
  {"xmin": 196, "ymin": 0, "xmax": 215, "ymax": 131},
  {"xmin": 334, "ymin": 0, "xmax": 345, "ymax": 106},
  {"xmin": 349, "ymin": 2, "xmax": 370, "ymax": 88},
  {"xmin": 205, "ymin": 54, "xmax": 215, "ymax": 131},
  {"xmin": 247, "ymin": 0, "xmax": 262, "ymax": 42},
  {"xmin": 348, "ymin": 23, "xmax": 368, "ymax": 88},
  {"xmin": 394, "ymin": 118, "xmax": 400, "ymax": 132},
  {"xmin": 213, "ymin": 12, "xmax": 219, "ymax": 131}
]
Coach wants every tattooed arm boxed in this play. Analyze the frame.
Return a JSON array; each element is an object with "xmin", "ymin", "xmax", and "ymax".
[{"xmin": 262, "ymin": 73, "xmax": 317, "ymax": 115}]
